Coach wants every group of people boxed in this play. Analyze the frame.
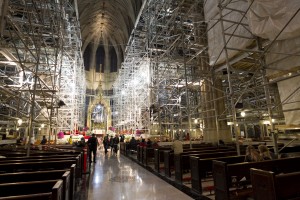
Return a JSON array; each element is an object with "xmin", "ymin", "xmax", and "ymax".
[
  {"xmin": 103, "ymin": 134, "xmax": 120, "ymax": 154},
  {"xmin": 244, "ymin": 144, "xmax": 275, "ymax": 162},
  {"xmin": 127, "ymin": 137, "xmax": 159, "ymax": 152}
]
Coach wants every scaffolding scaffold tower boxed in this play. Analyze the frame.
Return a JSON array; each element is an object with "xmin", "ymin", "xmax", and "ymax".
[
  {"xmin": 0, "ymin": 0, "xmax": 86, "ymax": 149},
  {"xmin": 114, "ymin": 0, "xmax": 300, "ymax": 151}
]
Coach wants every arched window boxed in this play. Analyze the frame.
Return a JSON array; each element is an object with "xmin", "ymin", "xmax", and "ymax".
[
  {"xmin": 83, "ymin": 44, "xmax": 92, "ymax": 71},
  {"xmin": 96, "ymin": 46, "xmax": 105, "ymax": 72},
  {"xmin": 110, "ymin": 47, "xmax": 118, "ymax": 72}
]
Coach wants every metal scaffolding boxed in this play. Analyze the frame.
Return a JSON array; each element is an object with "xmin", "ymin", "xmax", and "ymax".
[
  {"xmin": 113, "ymin": 0, "xmax": 300, "ymax": 144},
  {"xmin": 0, "ymin": 0, "xmax": 85, "ymax": 143},
  {"xmin": 113, "ymin": 0, "xmax": 209, "ymax": 139}
]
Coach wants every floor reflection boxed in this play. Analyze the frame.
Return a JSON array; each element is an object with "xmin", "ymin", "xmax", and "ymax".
[{"xmin": 76, "ymin": 149, "xmax": 193, "ymax": 200}]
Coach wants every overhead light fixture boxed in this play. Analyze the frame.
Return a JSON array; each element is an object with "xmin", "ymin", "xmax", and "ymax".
[
  {"xmin": 241, "ymin": 111, "xmax": 246, "ymax": 117},
  {"xmin": 17, "ymin": 119, "xmax": 23, "ymax": 126}
]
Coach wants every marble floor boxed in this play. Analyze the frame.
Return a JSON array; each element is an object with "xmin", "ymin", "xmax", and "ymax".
[{"xmin": 76, "ymin": 149, "xmax": 194, "ymax": 200}]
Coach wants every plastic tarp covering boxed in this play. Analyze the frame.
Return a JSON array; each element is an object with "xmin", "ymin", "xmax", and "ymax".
[
  {"xmin": 278, "ymin": 76, "xmax": 300, "ymax": 125},
  {"xmin": 249, "ymin": 1, "xmax": 300, "ymax": 125},
  {"xmin": 248, "ymin": 0, "xmax": 300, "ymax": 41},
  {"xmin": 265, "ymin": 37, "xmax": 300, "ymax": 125},
  {"xmin": 265, "ymin": 36, "xmax": 300, "ymax": 75},
  {"xmin": 205, "ymin": 0, "xmax": 253, "ymax": 65}
]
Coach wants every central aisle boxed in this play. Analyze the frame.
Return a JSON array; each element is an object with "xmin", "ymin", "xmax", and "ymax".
[{"xmin": 80, "ymin": 149, "xmax": 194, "ymax": 200}]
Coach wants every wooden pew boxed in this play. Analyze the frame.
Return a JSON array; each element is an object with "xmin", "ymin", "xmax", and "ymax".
[
  {"xmin": 190, "ymin": 155, "xmax": 245, "ymax": 193},
  {"xmin": 0, "ymin": 157, "xmax": 78, "ymax": 164},
  {"xmin": 251, "ymin": 168, "xmax": 300, "ymax": 200},
  {"xmin": 0, "ymin": 160, "xmax": 77, "ymax": 174},
  {"xmin": 213, "ymin": 156, "xmax": 300, "ymax": 200},
  {"xmin": 137, "ymin": 146, "xmax": 141, "ymax": 162},
  {"xmin": 154, "ymin": 147, "xmax": 171, "ymax": 173},
  {"xmin": 174, "ymin": 150, "xmax": 237, "ymax": 183},
  {"xmin": 0, "ymin": 169, "xmax": 75, "ymax": 200},
  {"xmin": 148, "ymin": 145, "xmax": 216, "ymax": 168},
  {"xmin": 0, "ymin": 180, "xmax": 63, "ymax": 200},
  {"xmin": 0, "ymin": 150, "xmax": 81, "ymax": 157},
  {"xmin": 143, "ymin": 147, "xmax": 154, "ymax": 166},
  {"xmin": 163, "ymin": 147, "xmax": 226, "ymax": 177},
  {"xmin": 0, "ymin": 154, "xmax": 82, "ymax": 178},
  {"xmin": 0, "ymin": 193, "xmax": 56, "ymax": 199},
  {"xmin": 0, "ymin": 154, "xmax": 79, "ymax": 161}
]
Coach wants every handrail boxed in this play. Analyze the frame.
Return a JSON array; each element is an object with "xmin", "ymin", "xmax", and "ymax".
[{"xmin": 278, "ymin": 138, "xmax": 298, "ymax": 153}]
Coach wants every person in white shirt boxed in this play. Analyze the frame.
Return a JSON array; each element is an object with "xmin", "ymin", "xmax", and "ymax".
[
  {"xmin": 172, "ymin": 137, "xmax": 183, "ymax": 155},
  {"xmin": 30, "ymin": 136, "xmax": 36, "ymax": 145}
]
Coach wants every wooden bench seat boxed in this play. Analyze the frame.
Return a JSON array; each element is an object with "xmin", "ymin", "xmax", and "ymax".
[
  {"xmin": 0, "ymin": 150, "xmax": 81, "ymax": 158},
  {"xmin": 154, "ymin": 147, "xmax": 171, "ymax": 173},
  {"xmin": 0, "ymin": 154, "xmax": 78, "ymax": 160},
  {"xmin": 0, "ymin": 180, "xmax": 63, "ymax": 200},
  {"xmin": 190, "ymin": 155, "xmax": 245, "ymax": 193},
  {"xmin": 213, "ymin": 156, "xmax": 300, "ymax": 200},
  {"xmin": 251, "ymin": 168, "xmax": 300, "ymax": 200},
  {"xmin": 0, "ymin": 160, "xmax": 77, "ymax": 175},
  {"xmin": 163, "ymin": 147, "xmax": 233, "ymax": 177},
  {"xmin": 175, "ymin": 150, "xmax": 237, "ymax": 183},
  {"xmin": 0, "ymin": 168, "xmax": 75, "ymax": 200},
  {"xmin": 0, "ymin": 155, "xmax": 81, "ymax": 176},
  {"xmin": 0, "ymin": 192, "xmax": 53, "ymax": 200},
  {"xmin": 0, "ymin": 150, "xmax": 84, "ymax": 177}
]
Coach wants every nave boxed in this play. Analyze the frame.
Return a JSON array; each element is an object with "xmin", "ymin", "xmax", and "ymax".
[{"xmin": 76, "ymin": 150, "xmax": 194, "ymax": 200}]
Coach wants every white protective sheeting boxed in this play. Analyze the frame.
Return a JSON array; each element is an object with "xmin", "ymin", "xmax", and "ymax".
[
  {"xmin": 278, "ymin": 76, "xmax": 300, "ymax": 125},
  {"xmin": 248, "ymin": 0, "xmax": 300, "ymax": 40},
  {"xmin": 249, "ymin": 1, "xmax": 300, "ymax": 125},
  {"xmin": 205, "ymin": 0, "xmax": 300, "ymax": 125},
  {"xmin": 266, "ymin": 36, "xmax": 300, "ymax": 75},
  {"xmin": 205, "ymin": 0, "xmax": 253, "ymax": 65},
  {"xmin": 265, "ymin": 37, "xmax": 300, "ymax": 125}
]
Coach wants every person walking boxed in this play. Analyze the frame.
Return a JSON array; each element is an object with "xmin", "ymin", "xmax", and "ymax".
[
  {"xmin": 88, "ymin": 134, "xmax": 99, "ymax": 163},
  {"xmin": 103, "ymin": 134, "xmax": 109, "ymax": 154},
  {"xmin": 109, "ymin": 135, "xmax": 114, "ymax": 153},
  {"xmin": 113, "ymin": 134, "xmax": 120, "ymax": 154}
]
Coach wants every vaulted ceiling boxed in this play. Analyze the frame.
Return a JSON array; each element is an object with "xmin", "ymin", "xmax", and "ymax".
[{"xmin": 78, "ymin": 0, "xmax": 144, "ymax": 53}]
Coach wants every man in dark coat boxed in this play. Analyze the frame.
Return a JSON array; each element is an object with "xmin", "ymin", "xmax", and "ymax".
[
  {"xmin": 103, "ymin": 134, "xmax": 109, "ymax": 154},
  {"xmin": 88, "ymin": 134, "xmax": 99, "ymax": 163}
]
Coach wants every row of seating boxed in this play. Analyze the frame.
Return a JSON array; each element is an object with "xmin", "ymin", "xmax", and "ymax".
[
  {"xmin": 121, "ymin": 142, "xmax": 300, "ymax": 199},
  {"xmin": 0, "ymin": 146, "xmax": 84, "ymax": 200}
]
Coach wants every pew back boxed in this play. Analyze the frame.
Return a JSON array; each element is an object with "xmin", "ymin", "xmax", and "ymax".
[
  {"xmin": 0, "ymin": 180, "xmax": 63, "ymax": 200},
  {"xmin": 251, "ymin": 168, "xmax": 300, "ymax": 200}
]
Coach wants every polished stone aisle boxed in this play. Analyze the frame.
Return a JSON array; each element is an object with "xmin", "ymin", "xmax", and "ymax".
[{"xmin": 78, "ymin": 149, "xmax": 194, "ymax": 200}]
